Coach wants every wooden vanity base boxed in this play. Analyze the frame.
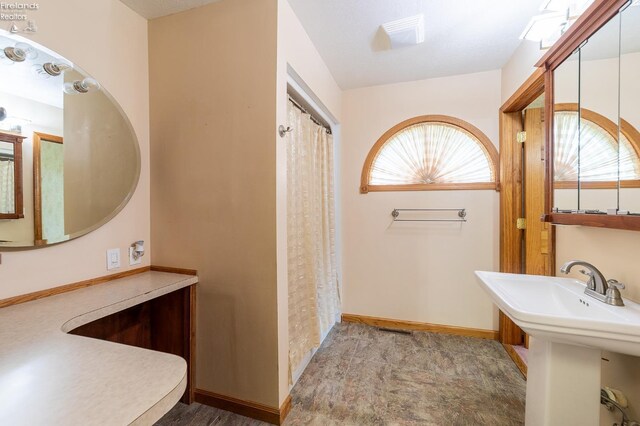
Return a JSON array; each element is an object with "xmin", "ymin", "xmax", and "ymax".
[{"xmin": 70, "ymin": 284, "xmax": 196, "ymax": 403}]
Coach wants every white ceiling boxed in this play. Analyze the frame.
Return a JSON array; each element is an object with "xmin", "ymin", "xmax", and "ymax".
[
  {"xmin": 287, "ymin": 0, "xmax": 543, "ymax": 89},
  {"xmin": 119, "ymin": 0, "xmax": 222, "ymax": 19}
]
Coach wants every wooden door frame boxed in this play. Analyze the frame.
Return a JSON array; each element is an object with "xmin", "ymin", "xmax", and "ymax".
[
  {"xmin": 33, "ymin": 131, "xmax": 64, "ymax": 245},
  {"xmin": 499, "ymin": 68, "xmax": 554, "ymax": 344}
]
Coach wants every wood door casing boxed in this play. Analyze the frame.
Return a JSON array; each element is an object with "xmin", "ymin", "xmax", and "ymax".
[
  {"xmin": 524, "ymin": 108, "xmax": 553, "ymax": 276},
  {"xmin": 498, "ymin": 111, "xmax": 525, "ymax": 345}
]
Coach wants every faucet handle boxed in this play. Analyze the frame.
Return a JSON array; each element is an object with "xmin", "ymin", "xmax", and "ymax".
[
  {"xmin": 605, "ymin": 280, "xmax": 625, "ymax": 306},
  {"xmin": 607, "ymin": 279, "xmax": 625, "ymax": 290}
]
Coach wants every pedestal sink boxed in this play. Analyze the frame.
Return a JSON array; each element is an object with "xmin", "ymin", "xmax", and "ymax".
[{"xmin": 475, "ymin": 271, "xmax": 640, "ymax": 426}]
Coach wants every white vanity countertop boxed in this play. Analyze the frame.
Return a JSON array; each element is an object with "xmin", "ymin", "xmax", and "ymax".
[{"xmin": 0, "ymin": 270, "xmax": 198, "ymax": 426}]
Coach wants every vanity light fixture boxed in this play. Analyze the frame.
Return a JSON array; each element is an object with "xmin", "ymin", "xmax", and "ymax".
[
  {"xmin": 2, "ymin": 46, "xmax": 26, "ymax": 62},
  {"xmin": 540, "ymin": 0, "xmax": 593, "ymax": 16},
  {"xmin": 0, "ymin": 42, "xmax": 38, "ymax": 63},
  {"xmin": 33, "ymin": 62, "xmax": 71, "ymax": 78},
  {"xmin": 63, "ymin": 77, "xmax": 100, "ymax": 94},
  {"xmin": 521, "ymin": 0, "xmax": 594, "ymax": 49}
]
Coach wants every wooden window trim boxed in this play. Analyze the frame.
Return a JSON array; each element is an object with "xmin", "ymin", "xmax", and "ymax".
[
  {"xmin": 0, "ymin": 130, "xmax": 26, "ymax": 220},
  {"xmin": 555, "ymin": 180, "xmax": 640, "ymax": 189},
  {"xmin": 360, "ymin": 115, "xmax": 499, "ymax": 194},
  {"xmin": 554, "ymin": 103, "xmax": 640, "ymax": 156},
  {"xmin": 33, "ymin": 132, "xmax": 64, "ymax": 244},
  {"xmin": 554, "ymin": 103, "xmax": 640, "ymax": 187}
]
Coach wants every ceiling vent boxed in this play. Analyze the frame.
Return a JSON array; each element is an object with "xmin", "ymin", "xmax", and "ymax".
[{"xmin": 381, "ymin": 14, "xmax": 425, "ymax": 49}]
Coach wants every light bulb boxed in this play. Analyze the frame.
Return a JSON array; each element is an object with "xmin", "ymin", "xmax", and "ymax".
[
  {"xmin": 33, "ymin": 62, "xmax": 71, "ymax": 78},
  {"xmin": 14, "ymin": 42, "xmax": 37, "ymax": 60},
  {"xmin": 63, "ymin": 77, "xmax": 101, "ymax": 94},
  {"xmin": 2, "ymin": 46, "xmax": 26, "ymax": 62}
]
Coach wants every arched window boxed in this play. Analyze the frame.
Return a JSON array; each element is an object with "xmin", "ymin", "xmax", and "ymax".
[
  {"xmin": 360, "ymin": 115, "xmax": 498, "ymax": 193},
  {"xmin": 554, "ymin": 104, "xmax": 640, "ymax": 188}
]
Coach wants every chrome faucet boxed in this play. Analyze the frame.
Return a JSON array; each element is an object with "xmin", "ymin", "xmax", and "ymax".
[{"xmin": 560, "ymin": 260, "xmax": 625, "ymax": 306}]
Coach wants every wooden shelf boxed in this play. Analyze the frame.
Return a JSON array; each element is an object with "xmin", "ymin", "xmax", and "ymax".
[{"xmin": 544, "ymin": 213, "xmax": 640, "ymax": 232}]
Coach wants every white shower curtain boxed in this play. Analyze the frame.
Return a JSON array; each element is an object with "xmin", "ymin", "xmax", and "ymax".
[
  {"xmin": 287, "ymin": 100, "xmax": 339, "ymax": 380},
  {"xmin": 0, "ymin": 160, "xmax": 14, "ymax": 214}
]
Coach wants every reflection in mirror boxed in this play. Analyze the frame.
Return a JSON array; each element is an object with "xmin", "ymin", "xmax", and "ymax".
[
  {"xmin": 0, "ymin": 131, "xmax": 24, "ymax": 220},
  {"xmin": 620, "ymin": 3, "xmax": 640, "ymax": 214},
  {"xmin": 0, "ymin": 140, "xmax": 15, "ymax": 214},
  {"xmin": 578, "ymin": 13, "xmax": 620, "ymax": 212},
  {"xmin": 0, "ymin": 33, "xmax": 140, "ymax": 248},
  {"xmin": 33, "ymin": 132, "xmax": 64, "ymax": 245},
  {"xmin": 553, "ymin": 49, "xmax": 580, "ymax": 212}
]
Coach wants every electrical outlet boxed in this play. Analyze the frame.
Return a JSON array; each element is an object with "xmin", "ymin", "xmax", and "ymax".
[
  {"xmin": 129, "ymin": 247, "xmax": 141, "ymax": 266},
  {"xmin": 106, "ymin": 248, "xmax": 121, "ymax": 270}
]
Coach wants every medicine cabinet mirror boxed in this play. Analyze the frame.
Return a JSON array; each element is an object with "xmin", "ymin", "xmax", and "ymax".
[
  {"xmin": 547, "ymin": 0, "xmax": 640, "ymax": 230},
  {"xmin": 0, "ymin": 33, "xmax": 140, "ymax": 248}
]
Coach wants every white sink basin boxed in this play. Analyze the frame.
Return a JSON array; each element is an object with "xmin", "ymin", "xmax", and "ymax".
[
  {"xmin": 475, "ymin": 271, "xmax": 640, "ymax": 356},
  {"xmin": 475, "ymin": 271, "xmax": 640, "ymax": 426}
]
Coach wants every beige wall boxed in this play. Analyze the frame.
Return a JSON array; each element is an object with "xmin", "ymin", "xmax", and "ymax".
[
  {"xmin": 341, "ymin": 70, "xmax": 501, "ymax": 332},
  {"xmin": 501, "ymin": 39, "xmax": 640, "ymax": 425},
  {"xmin": 149, "ymin": 0, "xmax": 280, "ymax": 407},
  {"xmin": 275, "ymin": 0, "xmax": 343, "ymax": 405},
  {"xmin": 0, "ymin": 0, "xmax": 150, "ymax": 298},
  {"xmin": 501, "ymin": 40, "xmax": 544, "ymax": 104}
]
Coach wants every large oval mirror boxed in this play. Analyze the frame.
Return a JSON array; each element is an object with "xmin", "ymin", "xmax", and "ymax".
[{"xmin": 0, "ymin": 32, "xmax": 140, "ymax": 248}]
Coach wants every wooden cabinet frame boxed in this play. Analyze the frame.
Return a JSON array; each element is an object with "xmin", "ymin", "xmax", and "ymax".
[
  {"xmin": 0, "ymin": 131, "xmax": 25, "ymax": 220},
  {"xmin": 538, "ymin": 0, "xmax": 640, "ymax": 231}
]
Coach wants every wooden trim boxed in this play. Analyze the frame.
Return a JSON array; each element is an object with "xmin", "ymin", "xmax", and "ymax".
[
  {"xmin": 341, "ymin": 313, "xmax": 498, "ymax": 340},
  {"xmin": 360, "ymin": 115, "xmax": 499, "ymax": 194},
  {"xmin": 0, "ymin": 131, "xmax": 26, "ymax": 220},
  {"xmin": 32, "ymin": 132, "xmax": 64, "ymax": 244},
  {"xmin": 544, "ymin": 70, "xmax": 555, "ymax": 218},
  {"xmin": 187, "ymin": 285, "xmax": 197, "ymax": 404},
  {"xmin": 194, "ymin": 389, "xmax": 290, "ymax": 425},
  {"xmin": 0, "ymin": 266, "xmax": 150, "ymax": 309},
  {"xmin": 503, "ymin": 343, "xmax": 527, "ymax": 379},
  {"xmin": 535, "ymin": 0, "xmax": 629, "ymax": 71},
  {"xmin": 32, "ymin": 132, "xmax": 63, "ymax": 144},
  {"xmin": 499, "ymin": 111, "xmax": 524, "ymax": 276},
  {"xmin": 150, "ymin": 265, "xmax": 198, "ymax": 276},
  {"xmin": 544, "ymin": 212, "xmax": 640, "ymax": 231},
  {"xmin": 554, "ymin": 180, "xmax": 640, "ymax": 189},
  {"xmin": 365, "ymin": 182, "xmax": 497, "ymax": 192},
  {"xmin": 500, "ymin": 69, "xmax": 556, "ymax": 343},
  {"xmin": 279, "ymin": 395, "xmax": 292, "ymax": 423},
  {"xmin": 501, "ymin": 68, "xmax": 546, "ymax": 113},
  {"xmin": 554, "ymin": 103, "xmax": 640, "ymax": 156}
]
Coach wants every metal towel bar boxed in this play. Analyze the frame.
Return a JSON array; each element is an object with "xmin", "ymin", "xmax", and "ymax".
[{"xmin": 391, "ymin": 208, "xmax": 467, "ymax": 222}]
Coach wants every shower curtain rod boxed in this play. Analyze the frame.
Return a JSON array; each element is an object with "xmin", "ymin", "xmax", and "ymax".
[{"xmin": 288, "ymin": 95, "xmax": 332, "ymax": 134}]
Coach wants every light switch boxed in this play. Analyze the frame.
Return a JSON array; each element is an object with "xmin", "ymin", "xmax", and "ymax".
[{"xmin": 106, "ymin": 248, "xmax": 121, "ymax": 270}]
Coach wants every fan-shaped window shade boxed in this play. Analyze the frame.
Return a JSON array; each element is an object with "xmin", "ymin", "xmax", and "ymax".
[
  {"xmin": 360, "ymin": 116, "xmax": 498, "ymax": 193},
  {"xmin": 554, "ymin": 105, "xmax": 640, "ymax": 188}
]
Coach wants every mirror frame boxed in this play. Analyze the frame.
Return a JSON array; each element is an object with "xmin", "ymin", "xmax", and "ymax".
[
  {"xmin": 0, "ymin": 131, "xmax": 25, "ymax": 220},
  {"xmin": 538, "ymin": 0, "xmax": 640, "ymax": 231}
]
